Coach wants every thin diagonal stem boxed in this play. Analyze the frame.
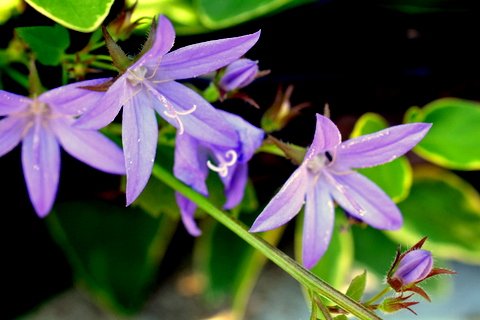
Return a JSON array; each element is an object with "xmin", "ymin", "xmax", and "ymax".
[{"xmin": 151, "ymin": 163, "xmax": 383, "ymax": 320}]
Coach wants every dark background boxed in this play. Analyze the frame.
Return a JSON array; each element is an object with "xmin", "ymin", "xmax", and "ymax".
[{"xmin": 2, "ymin": 0, "xmax": 479, "ymax": 318}]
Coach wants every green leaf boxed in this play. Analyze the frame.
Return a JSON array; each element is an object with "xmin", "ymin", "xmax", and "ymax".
[
  {"xmin": 345, "ymin": 271, "xmax": 367, "ymax": 302},
  {"xmin": 25, "ymin": 0, "xmax": 114, "ymax": 32},
  {"xmin": 16, "ymin": 24, "xmax": 70, "ymax": 66},
  {"xmin": 296, "ymin": 208, "xmax": 354, "ymax": 304},
  {"xmin": 195, "ymin": 0, "xmax": 316, "ymax": 30},
  {"xmin": 386, "ymin": 165, "xmax": 480, "ymax": 264},
  {"xmin": 404, "ymin": 98, "xmax": 480, "ymax": 170},
  {"xmin": 350, "ymin": 113, "xmax": 412, "ymax": 202},
  {"xmin": 352, "ymin": 227, "xmax": 398, "ymax": 277},
  {"xmin": 46, "ymin": 200, "xmax": 177, "ymax": 313}
]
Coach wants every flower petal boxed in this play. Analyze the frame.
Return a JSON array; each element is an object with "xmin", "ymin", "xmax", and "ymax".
[
  {"xmin": 134, "ymin": 15, "xmax": 175, "ymax": 70},
  {"xmin": 336, "ymin": 123, "xmax": 432, "ymax": 168},
  {"xmin": 175, "ymin": 192, "xmax": 202, "ymax": 236},
  {"xmin": 49, "ymin": 117, "xmax": 125, "ymax": 175},
  {"xmin": 74, "ymin": 76, "xmax": 128, "ymax": 130},
  {"xmin": 0, "ymin": 116, "xmax": 29, "ymax": 157},
  {"xmin": 22, "ymin": 121, "xmax": 60, "ymax": 217},
  {"xmin": 122, "ymin": 92, "xmax": 158, "ymax": 205},
  {"xmin": 155, "ymin": 31, "xmax": 261, "ymax": 81},
  {"xmin": 327, "ymin": 171, "xmax": 403, "ymax": 230},
  {"xmin": 219, "ymin": 109, "xmax": 264, "ymax": 162},
  {"xmin": 0, "ymin": 90, "xmax": 31, "ymax": 115},
  {"xmin": 154, "ymin": 81, "xmax": 238, "ymax": 148},
  {"xmin": 174, "ymin": 132, "xmax": 209, "ymax": 196},
  {"xmin": 305, "ymin": 114, "xmax": 342, "ymax": 161},
  {"xmin": 249, "ymin": 165, "xmax": 309, "ymax": 232},
  {"xmin": 222, "ymin": 162, "xmax": 248, "ymax": 210},
  {"xmin": 302, "ymin": 178, "xmax": 335, "ymax": 269},
  {"xmin": 39, "ymin": 78, "xmax": 110, "ymax": 116}
]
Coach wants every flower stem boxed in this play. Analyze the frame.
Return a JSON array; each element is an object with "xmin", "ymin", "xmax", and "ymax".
[
  {"xmin": 363, "ymin": 286, "xmax": 392, "ymax": 307},
  {"xmin": 151, "ymin": 163, "xmax": 383, "ymax": 320}
]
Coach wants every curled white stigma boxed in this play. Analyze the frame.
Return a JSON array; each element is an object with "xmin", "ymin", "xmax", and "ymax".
[{"xmin": 207, "ymin": 150, "xmax": 238, "ymax": 177}]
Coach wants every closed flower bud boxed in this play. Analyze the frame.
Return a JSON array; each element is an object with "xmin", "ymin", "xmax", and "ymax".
[
  {"xmin": 386, "ymin": 237, "xmax": 456, "ymax": 301},
  {"xmin": 390, "ymin": 249, "xmax": 433, "ymax": 287},
  {"xmin": 218, "ymin": 58, "xmax": 258, "ymax": 92}
]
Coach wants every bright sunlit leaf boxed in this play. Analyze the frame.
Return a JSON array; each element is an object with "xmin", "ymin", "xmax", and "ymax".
[
  {"xmin": 405, "ymin": 98, "xmax": 480, "ymax": 170},
  {"xmin": 25, "ymin": 0, "xmax": 114, "ymax": 32},
  {"xmin": 387, "ymin": 165, "xmax": 480, "ymax": 264}
]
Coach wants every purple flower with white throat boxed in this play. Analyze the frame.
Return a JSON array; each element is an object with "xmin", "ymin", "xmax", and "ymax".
[
  {"xmin": 74, "ymin": 15, "xmax": 261, "ymax": 206},
  {"xmin": 250, "ymin": 114, "xmax": 432, "ymax": 269},
  {"xmin": 0, "ymin": 80, "xmax": 126, "ymax": 217},
  {"xmin": 174, "ymin": 110, "xmax": 264, "ymax": 235}
]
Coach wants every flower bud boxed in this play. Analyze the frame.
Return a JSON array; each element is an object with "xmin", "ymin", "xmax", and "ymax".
[
  {"xmin": 386, "ymin": 237, "xmax": 456, "ymax": 301},
  {"xmin": 218, "ymin": 58, "xmax": 258, "ymax": 92},
  {"xmin": 390, "ymin": 249, "xmax": 433, "ymax": 287},
  {"xmin": 378, "ymin": 294, "xmax": 419, "ymax": 315}
]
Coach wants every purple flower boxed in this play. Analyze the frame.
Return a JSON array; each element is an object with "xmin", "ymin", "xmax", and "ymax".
[
  {"xmin": 218, "ymin": 58, "xmax": 259, "ymax": 92},
  {"xmin": 174, "ymin": 110, "xmax": 264, "ymax": 235},
  {"xmin": 250, "ymin": 114, "xmax": 432, "ymax": 269},
  {"xmin": 390, "ymin": 249, "xmax": 433, "ymax": 286},
  {"xmin": 75, "ymin": 15, "xmax": 261, "ymax": 205},
  {"xmin": 0, "ymin": 80, "xmax": 126, "ymax": 217}
]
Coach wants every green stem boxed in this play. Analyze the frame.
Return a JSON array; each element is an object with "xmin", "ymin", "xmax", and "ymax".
[
  {"xmin": 363, "ymin": 286, "xmax": 392, "ymax": 307},
  {"xmin": 151, "ymin": 163, "xmax": 383, "ymax": 320}
]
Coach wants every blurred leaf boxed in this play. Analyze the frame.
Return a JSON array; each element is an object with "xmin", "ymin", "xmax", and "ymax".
[
  {"xmin": 333, "ymin": 315, "xmax": 349, "ymax": 320},
  {"xmin": 345, "ymin": 270, "xmax": 366, "ymax": 302},
  {"xmin": 386, "ymin": 165, "xmax": 480, "ymax": 264},
  {"xmin": 296, "ymin": 208, "xmax": 354, "ymax": 304},
  {"xmin": 375, "ymin": 0, "xmax": 475, "ymax": 14},
  {"xmin": 129, "ymin": 0, "xmax": 319, "ymax": 34},
  {"xmin": 195, "ymin": 204, "xmax": 284, "ymax": 319},
  {"xmin": 25, "ymin": 0, "xmax": 114, "ymax": 32},
  {"xmin": 196, "ymin": 0, "xmax": 316, "ymax": 29},
  {"xmin": 47, "ymin": 200, "xmax": 177, "ymax": 313},
  {"xmin": 350, "ymin": 112, "xmax": 412, "ymax": 202},
  {"xmin": 404, "ymin": 98, "xmax": 480, "ymax": 170},
  {"xmin": 16, "ymin": 24, "xmax": 69, "ymax": 66},
  {"xmin": 352, "ymin": 226, "xmax": 398, "ymax": 277}
]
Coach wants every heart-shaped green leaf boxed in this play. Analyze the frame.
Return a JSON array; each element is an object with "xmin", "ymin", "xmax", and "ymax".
[
  {"xmin": 16, "ymin": 24, "xmax": 69, "ymax": 66},
  {"xmin": 404, "ymin": 98, "xmax": 480, "ymax": 170},
  {"xmin": 25, "ymin": 0, "xmax": 114, "ymax": 32}
]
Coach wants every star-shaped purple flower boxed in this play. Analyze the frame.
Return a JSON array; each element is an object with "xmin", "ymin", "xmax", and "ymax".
[
  {"xmin": 250, "ymin": 114, "xmax": 432, "ymax": 269},
  {"xmin": 0, "ymin": 80, "xmax": 126, "ymax": 217},
  {"xmin": 174, "ymin": 110, "xmax": 264, "ymax": 235},
  {"xmin": 75, "ymin": 15, "xmax": 261, "ymax": 205}
]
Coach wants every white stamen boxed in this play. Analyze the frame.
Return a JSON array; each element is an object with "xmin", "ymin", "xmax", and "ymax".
[
  {"xmin": 207, "ymin": 150, "xmax": 238, "ymax": 177},
  {"xmin": 163, "ymin": 104, "xmax": 196, "ymax": 134}
]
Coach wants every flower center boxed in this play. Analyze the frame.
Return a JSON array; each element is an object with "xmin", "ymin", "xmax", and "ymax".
[
  {"xmin": 306, "ymin": 152, "xmax": 332, "ymax": 175},
  {"xmin": 207, "ymin": 150, "xmax": 238, "ymax": 177},
  {"xmin": 127, "ymin": 67, "xmax": 148, "ymax": 86}
]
